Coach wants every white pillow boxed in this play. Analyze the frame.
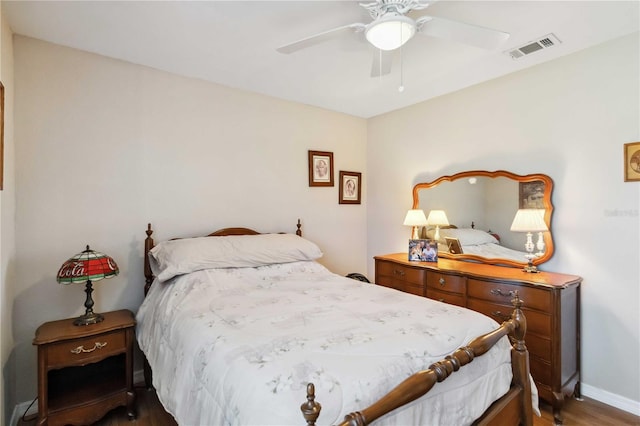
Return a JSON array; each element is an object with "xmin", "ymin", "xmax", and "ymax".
[
  {"xmin": 149, "ymin": 233, "xmax": 323, "ymax": 282},
  {"xmin": 427, "ymin": 227, "xmax": 499, "ymax": 245},
  {"xmin": 439, "ymin": 228, "xmax": 499, "ymax": 246}
]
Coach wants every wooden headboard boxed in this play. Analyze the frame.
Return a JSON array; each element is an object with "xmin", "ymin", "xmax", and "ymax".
[{"xmin": 143, "ymin": 219, "xmax": 302, "ymax": 295}]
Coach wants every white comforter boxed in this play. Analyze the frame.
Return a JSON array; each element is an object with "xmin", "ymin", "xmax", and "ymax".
[{"xmin": 136, "ymin": 261, "xmax": 513, "ymax": 426}]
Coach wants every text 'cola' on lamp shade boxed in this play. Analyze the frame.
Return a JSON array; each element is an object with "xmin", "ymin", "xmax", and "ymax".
[
  {"xmin": 57, "ymin": 245, "xmax": 119, "ymax": 326},
  {"xmin": 403, "ymin": 209, "xmax": 428, "ymax": 239},
  {"xmin": 510, "ymin": 209, "xmax": 548, "ymax": 273}
]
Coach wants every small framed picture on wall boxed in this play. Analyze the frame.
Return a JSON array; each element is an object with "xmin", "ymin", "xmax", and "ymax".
[
  {"xmin": 308, "ymin": 150, "xmax": 334, "ymax": 187},
  {"xmin": 624, "ymin": 142, "xmax": 640, "ymax": 182},
  {"xmin": 338, "ymin": 171, "xmax": 361, "ymax": 204}
]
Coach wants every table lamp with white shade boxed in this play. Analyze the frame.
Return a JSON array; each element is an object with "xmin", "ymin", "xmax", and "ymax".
[{"xmin": 403, "ymin": 209, "xmax": 428, "ymax": 239}]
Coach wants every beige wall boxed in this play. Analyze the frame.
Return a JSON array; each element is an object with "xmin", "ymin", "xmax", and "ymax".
[
  {"xmin": 367, "ymin": 33, "xmax": 640, "ymax": 411},
  {"xmin": 1, "ymin": 7, "xmax": 16, "ymax": 424},
  {"xmin": 10, "ymin": 35, "xmax": 367, "ymax": 405},
  {"xmin": 5, "ymin": 25, "xmax": 640, "ymax": 420}
]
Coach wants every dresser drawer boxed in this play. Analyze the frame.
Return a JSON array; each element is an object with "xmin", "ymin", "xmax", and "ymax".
[
  {"xmin": 467, "ymin": 299, "xmax": 551, "ymax": 337},
  {"xmin": 378, "ymin": 278, "xmax": 425, "ymax": 297},
  {"xmin": 46, "ymin": 330, "xmax": 126, "ymax": 368},
  {"xmin": 467, "ymin": 279, "xmax": 551, "ymax": 312},
  {"xmin": 426, "ymin": 272, "xmax": 466, "ymax": 295},
  {"xmin": 377, "ymin": 261, "xmax": 426, "ymax": 285},
  {"xmin": 426, "ymin": 289, "xmax": 465, "ymax": 307},
  {"xmin": 530, "ymin": 356, "xmax": 552, "ymax": 386}
]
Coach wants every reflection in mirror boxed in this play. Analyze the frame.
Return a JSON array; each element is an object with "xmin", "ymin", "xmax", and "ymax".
[{"xmin": 412, "ymin": 170, "xmax": 554, "ymax": 268}]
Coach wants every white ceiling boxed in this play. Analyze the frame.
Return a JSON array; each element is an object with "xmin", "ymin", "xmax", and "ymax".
[{"xmin": 3, "ymin": 1, "xmax": 639, "ymax": 118}]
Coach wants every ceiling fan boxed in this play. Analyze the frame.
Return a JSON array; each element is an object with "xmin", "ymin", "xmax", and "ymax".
[{"xmin": 276, "ymin": 0, "xmax": 510, "ymax": 77}]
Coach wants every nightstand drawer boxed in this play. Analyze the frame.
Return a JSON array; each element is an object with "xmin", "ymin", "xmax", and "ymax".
[
  {"xmin": 426, "ymin": 272, "xmax": 466, "ymax": 294},
  {"xmin": 467, "ymin": 279, "xmax": 551, "ymax": 312},
  {"xmin": 47, "ymin": 330, "xmax": 125, "ymax": 368}
]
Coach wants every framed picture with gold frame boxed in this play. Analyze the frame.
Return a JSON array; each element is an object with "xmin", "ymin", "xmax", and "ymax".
[{"xmin": 624, "ymin": 142, "xmax": 640, "ymax": 182}]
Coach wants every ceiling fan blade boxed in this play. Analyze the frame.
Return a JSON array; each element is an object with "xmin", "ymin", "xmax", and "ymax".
[
  {"xmin": 416, "ymin": 15, "xmax": 509, "ymax": 50},
  {"xmin": 371, "ymin": 49, "xmax": 392, "ymax": 77},
  {"xmin": 276, "ymin": 23, "xmax": 366, "ymax": 54}
]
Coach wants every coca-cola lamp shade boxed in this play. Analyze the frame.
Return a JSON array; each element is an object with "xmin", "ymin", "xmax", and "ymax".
[{"xmin": 57, "ymin": 245, "xmax": 119, "ymax": 325}]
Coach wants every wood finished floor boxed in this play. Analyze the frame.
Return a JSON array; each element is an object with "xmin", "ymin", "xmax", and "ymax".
[{"xmin": 18, "ymin": 386, "xmax": 640, "ymax": 426}]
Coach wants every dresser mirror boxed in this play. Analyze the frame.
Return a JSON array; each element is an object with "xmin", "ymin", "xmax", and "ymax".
[{"xmin": 412, "ymin": 170, "xmax": 554, "ymax": 268}]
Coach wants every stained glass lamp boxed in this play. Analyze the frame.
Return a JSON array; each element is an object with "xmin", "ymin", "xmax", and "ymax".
[{"xmin": 57, "ymin": 245, "xmax": 119, "ymax": 326}]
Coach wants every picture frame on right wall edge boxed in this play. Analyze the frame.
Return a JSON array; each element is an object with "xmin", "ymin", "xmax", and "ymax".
[{"xmin": 624, "ymin": 142, "xmax": 640, "ymax": 182}]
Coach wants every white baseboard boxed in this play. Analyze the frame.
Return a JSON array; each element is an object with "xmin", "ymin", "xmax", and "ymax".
[
  {"xmin": 9, "ymin": 369, "xmax": 146, "ymax": 426},
  {"xmin": 581, "ymin": 383, "xmax": 640, "ymax": 416}
]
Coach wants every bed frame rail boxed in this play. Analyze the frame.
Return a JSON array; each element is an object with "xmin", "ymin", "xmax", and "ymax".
[{"xmin": 301, "ymin": 293, "xmax": 532, "ymax": 426}]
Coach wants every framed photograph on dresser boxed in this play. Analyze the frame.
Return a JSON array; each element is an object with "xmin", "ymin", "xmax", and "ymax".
[{"xmin": 408, "ymin": 239, "xmax": 438, "ymax": 262}]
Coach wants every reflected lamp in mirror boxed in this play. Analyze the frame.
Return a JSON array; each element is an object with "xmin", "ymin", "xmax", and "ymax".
[
  {"xmin": 57, "ymin": 245, "xmax": 119, "ymax": 326},
  {"xmin": 426, "ymin": 210, "xmax": 450, "ymax": 242},
  {"xmin": 403, "ymin": 209, "xmax": 428, "ymax": 240},
  {"xmin": 510, "ymin": 209, "xmax": 548, "ymax": 273}
]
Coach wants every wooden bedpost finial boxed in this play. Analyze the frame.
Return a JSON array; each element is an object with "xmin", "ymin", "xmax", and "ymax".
[
  {"xmin": 296, "ymin": 218, "xmax": 302, "ymax": 237},
  {"xmin": 510, "ymin": 291, "xmax": 528, "ymax": 349},
  {"xmin": 146, "ymin": 223, "xmax": 153, "ymax": 238},
  {"xmin": 301, "ymin": 383, "xmax": 321, "ymax": 425}
]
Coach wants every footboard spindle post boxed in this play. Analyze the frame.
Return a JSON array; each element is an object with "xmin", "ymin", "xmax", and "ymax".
[{"xmin": 301, "ymin": 383, "xmax": 321, "ymax": 426}]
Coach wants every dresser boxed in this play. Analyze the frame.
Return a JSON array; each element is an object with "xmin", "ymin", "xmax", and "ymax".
[{"xmin": 375, "ymin": 253, "xmax": 582, "ymax": 424}]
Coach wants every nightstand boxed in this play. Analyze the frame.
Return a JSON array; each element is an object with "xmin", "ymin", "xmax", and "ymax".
[{"xmin": 33, "ymin": 309, "xmax": 136, "ymax": 425}]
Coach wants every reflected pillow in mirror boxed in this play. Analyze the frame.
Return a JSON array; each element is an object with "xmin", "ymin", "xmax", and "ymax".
[{"xmin": 428, "ymin": 228, "xmax": 499, "ymax": 246}]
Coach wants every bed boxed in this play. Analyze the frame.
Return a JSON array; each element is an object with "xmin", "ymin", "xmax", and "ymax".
[{"xmin": 136, "ymin": 222, "xmax": 535, "ymax": 425}]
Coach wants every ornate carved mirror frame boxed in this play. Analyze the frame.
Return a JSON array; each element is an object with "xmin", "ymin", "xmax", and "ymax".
[{"xmin": 412, "ymin": 170, "xmax": 554, "ymax": 268}]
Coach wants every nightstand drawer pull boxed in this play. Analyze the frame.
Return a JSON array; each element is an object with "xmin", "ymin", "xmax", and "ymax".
[
  {"xmin": 70, "ymin": 342, "xmax": 107, "ymax": 354},
  {"xmin": 439, "ymin": 278, "xmax": 446, "ymax": 286},
  {"xmin": 490, "ymin": 288, "xmax": 515, "ymax": 298}
]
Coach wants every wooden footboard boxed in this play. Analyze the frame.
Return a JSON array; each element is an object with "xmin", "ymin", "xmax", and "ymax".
[{"xmin": 301, "ymin": 294, "xmax": 533, "ymax": 426}]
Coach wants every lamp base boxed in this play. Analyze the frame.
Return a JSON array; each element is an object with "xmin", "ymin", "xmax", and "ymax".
[
  {"xmin": 74, "ymin": 312, "xmax": 104, "ymax": 326},
  {"xmin": 522, "ymin": 261, "xmax": 540, "ymax": 273}
]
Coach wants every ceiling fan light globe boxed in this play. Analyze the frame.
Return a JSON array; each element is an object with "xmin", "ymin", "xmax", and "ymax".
[{"xmin": 366, "ymin": 15, "xmax": 416, "ymax": 51}]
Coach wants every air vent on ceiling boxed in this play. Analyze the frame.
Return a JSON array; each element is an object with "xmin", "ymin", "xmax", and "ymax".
[{"xmin": 505, "ymin": 33, "xmax": 562, "ymax": 60}]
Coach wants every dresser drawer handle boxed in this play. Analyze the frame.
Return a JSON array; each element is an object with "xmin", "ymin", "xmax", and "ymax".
[
  {"xmin": 70, "ymin": 342, "xmax": 107, "ymax": 354},
  {"xmin": 491, "ymin": 311, "xmax": 511, "ymax": 321},
  {"xmin": 490, "ymin": 288, "xmax": 515, "ymax": 298},
  {"xmin": 439, "ymin": 278, "xmax": 446, "ymax": 286},
  {"xmin": 393, "ymin": 269, "xmax": 405, "ymax": 277}
]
